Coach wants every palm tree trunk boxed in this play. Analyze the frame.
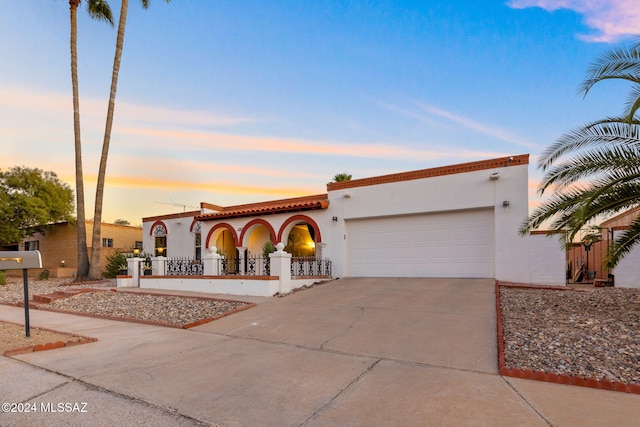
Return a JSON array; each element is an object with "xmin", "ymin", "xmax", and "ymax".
[
  {"xmin": 88, "ymin": 0, "xmax": 129, "ymax": 279},
  {"xmin": 70, "ymin": 0, "xmax": 90, "ymax": 280}
]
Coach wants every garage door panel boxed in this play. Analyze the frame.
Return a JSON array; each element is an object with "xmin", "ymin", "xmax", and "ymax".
[{"xmin": 346, "ymin": 209, "xmax": 494, "ymax": 278}]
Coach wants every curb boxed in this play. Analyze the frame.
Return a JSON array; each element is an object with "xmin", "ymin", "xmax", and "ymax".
[{"xmin": 495, "ymin": 281, "xmax": 639, "ymax": 395}]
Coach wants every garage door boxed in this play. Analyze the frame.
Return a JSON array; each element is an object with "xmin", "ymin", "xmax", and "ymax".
[{"xmin": 346, "ymin": 209, "xmax": 494, "ymax": 278}]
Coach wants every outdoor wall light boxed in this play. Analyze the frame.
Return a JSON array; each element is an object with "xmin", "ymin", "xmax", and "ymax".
[
  {"xmin": 332, "ymin": 216, "xmax": 338, "ymax": 222},
  {"xmin": 133, "ymin": 248, "xmax": 140, "ymax": 256},
  {"xmin": 503, "ymin": 200, "xmax": 510, "ymax": 213},
  {"xmin": 157, "ymin": 247, "xmax": 165, "ymax": 255},
  {"xmin": 489, "ymin": 172, "xmax": 501, "ymax": 181}
]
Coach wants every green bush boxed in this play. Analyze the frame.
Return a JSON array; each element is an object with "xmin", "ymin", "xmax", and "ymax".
[
  {"xmin": 0, "ymin": 270, "xmax": 6, "ymax": 286},
  {"xmin": 38, "ymin": 270, "xmax": 49, "ymax": 280},
  {"xmin": 104, "ymin": 249, "xmax": 128, "ymax": 278}
]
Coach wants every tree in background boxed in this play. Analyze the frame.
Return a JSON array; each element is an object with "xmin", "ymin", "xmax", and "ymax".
[
  {"xmin": 89, "ymin": 0, "xmax": 171, "ymax": 279},
  {"xmin": 114, "ymin": 218, "xmax": 131, "ymax": 225},
  {"xmin": 333, "ymin": 172, "xmax": 352, "ymax": 182},
  {"xmin": 69, "ymin": 0, "xmax": 114, "ymax": 280},
  {"xmin": 0, "ymin": 167, "xmax": 75, "ymax": 246},
  {"xmin": 521, "ymin": 39, "xmax": 640, "ymax": 268}
]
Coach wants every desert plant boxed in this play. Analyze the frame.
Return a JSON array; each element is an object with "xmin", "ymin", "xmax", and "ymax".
[
  {"xmin": 38, "ymin": 270, "xmax": 50, "ymax": 280},
  {"xmin": 262, "ymin": 241, "xmax": 275, "ymax": 258},
  {"xmin": 0, "ymin": 270, "xmax": 6, "ymax": 286}
]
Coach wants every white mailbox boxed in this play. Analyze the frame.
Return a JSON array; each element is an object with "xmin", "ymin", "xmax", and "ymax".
[{"xmin": 0, "ymin": 251, "xmax": 42, "ymax": 270}]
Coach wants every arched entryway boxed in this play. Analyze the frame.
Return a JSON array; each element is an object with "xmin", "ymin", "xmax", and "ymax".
[
  {"xmin": 206, "ymin": 224, "xmax": 239, "ymax": 274},
  {"xmin": 278, "ymin": 215, "xmax": 322, "ymax": 257}
]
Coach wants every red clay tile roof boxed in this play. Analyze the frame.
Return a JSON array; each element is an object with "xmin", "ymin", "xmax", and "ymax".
[
  {"xmin": 196, "ymin": 194, "xmax": 329, "ymax": 221},
  {"xmin": 326, "ymin": 154, "xmax": 529, "ymax": 191}
]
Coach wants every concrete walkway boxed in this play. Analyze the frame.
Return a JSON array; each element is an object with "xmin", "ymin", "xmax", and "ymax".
[{"xmin": 1, "ymin": 278, "xmax": 638, "ymax": 426}]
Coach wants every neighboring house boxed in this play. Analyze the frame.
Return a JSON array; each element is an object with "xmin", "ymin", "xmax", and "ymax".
[
  {"xmin": 12, "ymin": 221, "xmax": 142, "ymax": 278},
  {"xmin": 142, "ymin": 154, "xmax": 565, "ymax": 288}
]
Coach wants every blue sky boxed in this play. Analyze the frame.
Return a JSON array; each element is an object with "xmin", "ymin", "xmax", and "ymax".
[{"xmin": 1, "ymin": 0, "xmax": 639, "ymax": 224}]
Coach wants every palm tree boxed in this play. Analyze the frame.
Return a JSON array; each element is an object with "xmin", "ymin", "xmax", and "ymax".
[
  {"xmin": 333, "ymin": 172, "xmax": 352, "ymax": 182},
  {"xmin": 88, "ymin": 0, "xmax": 170, "ymax": 279},
  {"xmin": 521, "ymin": 40, "xmax": 640, "ymax": 268},
  {"xmin": 69, "ymin": 0, "xmax": 113, "ymax": 280}
]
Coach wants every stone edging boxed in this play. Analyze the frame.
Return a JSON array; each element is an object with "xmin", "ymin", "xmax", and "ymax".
[
  {"xmin": 2, "ymin": 320, "xmax": 97, "ymax": 357},
  {"xmin": 495, "ymin": 281, "xmax": 640, "ymax": 394}
]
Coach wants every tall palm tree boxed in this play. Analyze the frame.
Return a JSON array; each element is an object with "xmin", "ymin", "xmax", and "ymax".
[
  {"xmin": 88, "ymin": 0, "xmax": 170, "ymax": 279},
  {"xmin": 521, "ymin": 40, "xmax": 640, "ymax": 268},
  {"xmin": 69, "ymin": 0, "xmax": 113, "ymax": 280}
]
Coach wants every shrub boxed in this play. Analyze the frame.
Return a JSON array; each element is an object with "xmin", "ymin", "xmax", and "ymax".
[
  {"xmin": 38, "ymin": 270, "xmax": 49, "ymax": 280},
  {"xmin": 104, "ymin": 249, "xmax": 128, "ymax": 278},
  {"xmin": 0, "ymin": 270, "xmax": 6, "ymax": 286}
]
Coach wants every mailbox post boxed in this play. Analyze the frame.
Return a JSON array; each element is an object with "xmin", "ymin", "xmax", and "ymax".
[{"xmin": 0, "ymin": 251, "xmax": 42, "ymax": 337}]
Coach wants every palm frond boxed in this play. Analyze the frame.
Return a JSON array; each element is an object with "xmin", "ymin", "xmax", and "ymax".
[
  {"xmin": 86, "ymin": 0, "xmax": 114, "ymax": 25},
  {"xmin": 579, "ymin": 42, "xmax": 640, "ymax": 97},
  {"xmin": 605, "ymin": 218, "xmax": 640, "ymax": 267},
  {"xmin": 538, "ymin": 118, "xmax": 640, "ymax": 171}
]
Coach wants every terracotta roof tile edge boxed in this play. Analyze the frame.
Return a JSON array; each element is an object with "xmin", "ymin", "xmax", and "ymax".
[{"xmin": 327, "ymin": 154, "xmax": 529, "ymax": 191}]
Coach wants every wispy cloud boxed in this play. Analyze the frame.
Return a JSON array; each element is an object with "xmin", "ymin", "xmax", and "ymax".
[
  {"xmin": 413, "ymin": 102, "xmax": 542, "ymax": 150},
  {"xmin": 507, "ymin": 0, "xmax": 640, "ymax": 42},
  {"xmin": 0, "ymin": 86, "xmax": 259, "ymax": 130},
  {"xmin": 117, "ymin": 126, "xmax": 499, "ymax": 163}
]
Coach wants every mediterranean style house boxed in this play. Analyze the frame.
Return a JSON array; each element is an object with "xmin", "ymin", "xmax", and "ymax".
[{"xmin": 137, "ymin": 154, "xmax": 569, "ymax": 295}]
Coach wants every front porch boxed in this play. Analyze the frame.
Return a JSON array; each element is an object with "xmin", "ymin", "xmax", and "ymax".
[{"xmin": 117, "ymin": 244, "xmax": 332, "ymax": 297}]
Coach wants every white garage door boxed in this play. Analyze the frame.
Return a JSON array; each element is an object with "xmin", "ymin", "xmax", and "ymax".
[{"xmin": 346, "ymin": 209, "xmax": 495, "ymax": 278}]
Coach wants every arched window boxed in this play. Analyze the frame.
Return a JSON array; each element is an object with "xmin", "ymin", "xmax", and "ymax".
[
  {"xmin": 154, "ymin": 225, "xmax": 167, "ymax": 257},
  {"xmin": 194, "ymin": 222, "xmax": 202, "ymax": 260}
]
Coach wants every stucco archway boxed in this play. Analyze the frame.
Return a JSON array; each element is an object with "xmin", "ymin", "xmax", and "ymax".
[{"xmin": 278, "ymin": 215, "xmax": 322, "ymax": 257}]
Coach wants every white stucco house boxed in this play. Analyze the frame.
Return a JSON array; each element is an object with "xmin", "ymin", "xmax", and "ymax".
[{"xmin": 133, "ymin": 154, "xmax": 567, "ymax": 295}]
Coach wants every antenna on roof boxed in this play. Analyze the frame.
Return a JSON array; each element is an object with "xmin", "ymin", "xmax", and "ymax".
[{"xmin": 155, "ymin": 199, "xmax": 198, "ymax": 213}]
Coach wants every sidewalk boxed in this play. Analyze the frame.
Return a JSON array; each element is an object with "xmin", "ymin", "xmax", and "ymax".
[{"xmin": 1, "ymin": 278, "xmax": 639, "ymax": 426}]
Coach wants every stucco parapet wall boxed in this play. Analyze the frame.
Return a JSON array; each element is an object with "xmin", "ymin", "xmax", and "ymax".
[
  {"xmin": 142, "ymin": 210, "xmax": 201, "ymax": 223},
  {"xmin": 326, "ymin": 154, "xmax": 529, "ymax": 191},
  {"xmin": 196, "ymin": 194, "xmax": 329, "ymax": 221}
]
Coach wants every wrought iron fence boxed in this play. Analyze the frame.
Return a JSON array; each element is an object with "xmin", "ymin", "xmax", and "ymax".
[
  {"xmin": 165, "ymin": 257, "xmax": 203, "ymax": 276},
  {"xmin": 220, "ymin": 256, "xmax": 240, "ymax": 275},
  {"xmin": 245, "ymin": 253, "xmax": 270, "ymax": 276},
  {"xmin": 291, "ymin": 257, "xmax": 332, "ymax": 277}
]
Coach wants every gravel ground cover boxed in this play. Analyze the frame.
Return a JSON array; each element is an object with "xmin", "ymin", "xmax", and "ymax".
[
  {"xmin": 0, "ymin": 321, "xmax": 92, "ymax": 356},
  {"xmin": 500, "ymin": 286, "xmax": 640, "ymax": 385},
  {"xmin": 48, "ymin": 291, "xmax": 253, "ymax": 328},
  {"xmin": 0, "ymin": 278, "xmax": 252, "ymax": 355}
]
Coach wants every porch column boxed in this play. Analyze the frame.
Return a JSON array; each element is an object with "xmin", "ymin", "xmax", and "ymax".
[
  {"xmin": 316, "ymin": 242, "xmax": 326, "ymax": 259},
  {"xmin": 151, "ymin": 256, "xmax": 166, "ymax": 276},
  {"xmin": 269, "ymin": 242, "xmax": 292, "ymax": 294},
  {"xmin": 127, "ymin": 257, "xmax": 142, "ymax": 287},
  {"xmin": 203, "ymin": 246, "xmax": 222, "ymax": 276}
]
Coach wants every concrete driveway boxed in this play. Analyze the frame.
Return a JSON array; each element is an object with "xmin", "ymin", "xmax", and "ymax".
[{"xmin": 1, "ymin": 278, "xmax": 639, "ymax": 426}]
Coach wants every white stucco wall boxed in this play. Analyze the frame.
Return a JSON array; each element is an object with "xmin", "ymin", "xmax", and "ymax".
[
  {"xmin": 528, "ymin": 233, "xmax": 566, "ymax": 286},
  {"xmin": 611, "ymin": 230, "xmax": 640, "ymax": 288},
  {"xmin": 143, "ymin": 215, "xmax": 198, "ymax": 258}
]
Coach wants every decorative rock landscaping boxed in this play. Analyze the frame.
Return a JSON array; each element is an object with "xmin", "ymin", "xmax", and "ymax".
[{"xmin": 499, "ymin": 284, "xmax": 640, "ymax": 390}]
